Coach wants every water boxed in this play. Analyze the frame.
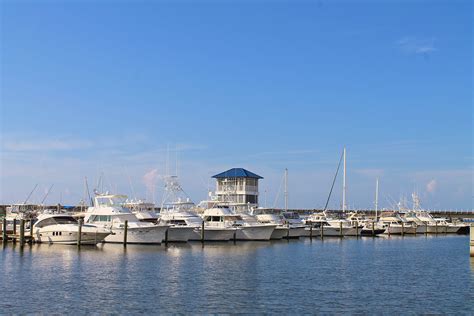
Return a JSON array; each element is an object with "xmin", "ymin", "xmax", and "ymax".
[{"xmin": 1, "ymin": 235, "xmax": 473, "ymax": 314}]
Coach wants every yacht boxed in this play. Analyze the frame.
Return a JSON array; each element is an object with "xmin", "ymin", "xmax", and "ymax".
[
  {"xmin": 379, "ymin": 212, "xmax": 417, "ymax": 234},
  {"xmin": 281, "ymin": 211, "xmax": 306, "ymax": 238},
  {"xmin": 415, "ymin": 211, "xmax": 448, "ymax": 233},
  {"xmin": 253, "ymin": 209, "xmax": 288, "ymax": 240},
  {"xmin": 304, "ymin": 212, "xmax": 358, "ymax": 237},
  {"xmin": 202, "ymin": 206, "xmax": 276, "ymax": 241},
  {"xmin": 84, "ymin": 194, "xmax": 169, "ymax": 244},
  {"xmin": 157, "ymin": 176, "xmax": 206, "ymax": 242},
  {"xmin": 33, "ymin": 213, "xmax": 110, "ymax": 245},
  {"xmin": 346, "ymin": 212, "xmax": 385, "ymax": 236},
  {"xmin": 123, "ymin": 200, "xmax": 159, "ymax": 223}
]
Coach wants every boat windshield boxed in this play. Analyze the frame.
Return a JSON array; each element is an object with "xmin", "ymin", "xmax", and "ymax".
[{"xmin": 36, "ymin": 216, "xmax": 77, "ymax": 228}]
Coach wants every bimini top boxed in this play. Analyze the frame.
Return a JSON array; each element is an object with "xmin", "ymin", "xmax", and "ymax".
[{"xmin": 212, "ymin": 168, "xmax": 263, "ymax": 179}]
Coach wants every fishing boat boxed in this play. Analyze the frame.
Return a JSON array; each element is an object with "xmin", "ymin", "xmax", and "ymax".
[
  {"xmin": 33, "ymin": 213, "xmax": 110, "ymax": 245},
  {"xmin": 202, "ymin": 206, "xmax": 276, "ymax": 241},
  {"xmin": 84, "ymin": 193, "xmax": 169, "ymax": 244}
]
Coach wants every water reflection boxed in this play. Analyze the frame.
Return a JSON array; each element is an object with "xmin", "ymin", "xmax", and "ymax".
[{"xmin": 0, "ymin": 236, "xmax": 472, "ymax": 314}]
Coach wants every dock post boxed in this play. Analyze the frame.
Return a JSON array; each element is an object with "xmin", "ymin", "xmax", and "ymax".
[
  {"xmin": 339, "ymin": 222, "xmax": 343, "ymax": 238},
  {"xmin": 164, "ymin": 228, "xmax": 168, "ymax": 247},
  {"xmin": 77, "ymin": 219, "xmax": 83, "ymax": 247},
  {"xmin": 19, "ymin": 219, "xmax": 25, "ymax": 246},
  {"xmin": 372, "ymin": 221, "xmax": 375, "ymax": 237},
  {"xmin": 388, "ymin": 223, "xmax": 391, "ymax": 237},
  {"xmin": 320, "ymin": 224, "xmax": 324, "ymax": 239},
  {"xmin": 425, "ymin": 223, "xmax": 428, "ymax": 235},
  {"xmin": 469, "ymin": 224, "xmax": 473, "ymax": 257},
  {"xmin": 30, "ymin": 219, "xmax": 34, "ymax": 243},
  {"xmin": 201, "ymin": 221, "xmax": 205, "ymax": 244},
  {"xmin": 123, "ymin": 220, "xmax": 128, "ymax": 247},
  {"xmin": 233, "ymin": 229, "xmax": 236, "ymax": 244},
  {"xmin": 309, "ymin": 222, "xmax": 313, "ymax": 240},
  {"xmin": 2, "ymin": 218, "xmax": 7, "ymax": 242},
  {"xmin": 286, "ymin": 225, "xmax": 290, "ymax": 240},
  {"xmin": 435, "ymin": 221, "xmax": 438, "ymax": 235},
  {"xmin": 355, "ymin": 221, "xmax": 359, "ymax": 239},
  {"xmin": 401, "ymin": 222, "xmax": 404, "ymax": 236},
  {"xmin": 12, "ymin": 219, "xmax": 17, "ymax": 242}
]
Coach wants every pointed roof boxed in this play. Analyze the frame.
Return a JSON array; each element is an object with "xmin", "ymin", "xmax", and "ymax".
[{"xmin": 212, "ymin": 168, "xmax": 263, "ymax": 179}]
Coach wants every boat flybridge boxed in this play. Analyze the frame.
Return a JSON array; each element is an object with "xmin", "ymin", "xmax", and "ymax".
[
  {"xmin": 33, "ymin": 213, "xmax": 110, "ymax": 245},
  {"xmin": 84, "ymin": 194, "xmax": 169, "ymax": 244},
  {"xmin": 202, "ymin": 206, "xmax": 276, "ymax": 241}
]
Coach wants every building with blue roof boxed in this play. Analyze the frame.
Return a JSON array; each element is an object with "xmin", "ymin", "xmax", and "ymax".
[{"xmin": 212, "ymin": 168, "xmax": 262, "ymax": 211}]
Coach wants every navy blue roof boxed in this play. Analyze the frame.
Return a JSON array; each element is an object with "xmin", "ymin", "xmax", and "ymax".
[{"xmin": 212, "ymin": 168, "xmax": 263, "ymax": 179}]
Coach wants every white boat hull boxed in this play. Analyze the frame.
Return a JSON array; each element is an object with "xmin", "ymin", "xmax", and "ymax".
[
  {"xmin": 285, "ymin": 226, "xmax": 305, "ymax": 238},
  {"xmin": 167, "ymin": 226, "xmax": 197, "ymax": 242},
  {"xmin": 105, "ymin": 225, "xmax": 167, "ymax": 244},
  {"xmin": 384, "ymin": 225, "xmax": 417, "ymax": 235},
  {"xmin": 271, "ymin": 227, "xmax": 289, "ymax": 240},
  {"xmin": 190, "ymin": 227, "xmax": 236, "ymax": 241},
  {"xmin": 236, "ymin": 225, "xmax": 276, "ymax": 241}
]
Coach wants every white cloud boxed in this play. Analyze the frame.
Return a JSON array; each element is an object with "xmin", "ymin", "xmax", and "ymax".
[
  {"xmin": 397, "ymin": 37, "xmax": 437, "ymax": 55},
  {"xmin": 426, "ymin": 179, "xmax": 437, "ymax": 194}
]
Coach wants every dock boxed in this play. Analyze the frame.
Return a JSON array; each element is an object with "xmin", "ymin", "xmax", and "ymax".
[{"xmin": 470, "ymin": 224, "xmax": 474, "ymax": 257}]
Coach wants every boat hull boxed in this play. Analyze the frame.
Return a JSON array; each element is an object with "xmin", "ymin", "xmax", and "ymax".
[
  {"xmin": 360, "ymin": 228, "xmax": 386, "ymax": 236},
  {"xmin": 189, "ymin": 227, "xmax": 236, "ymax": 241},
  {"xmin": 167, "ymin": 226, "xmax": 197, "ymax": 242},
  {"xmin": 236, "ymin": 225, "xmax": 276, "ymax": 241},
  {"xmin": 105, "ymin": 225, "xmax": 167, "ymax": 244},
  {"xmin": 271, "ymin": 227, "xmax": 289, "ymax": 240},
  {"xmin": 384, "ymin": 225, "xmax": 417, "ymax": 235},
  {"xmin": 284, "ymin": 227, "xmax": 305, "ymax": 238}
]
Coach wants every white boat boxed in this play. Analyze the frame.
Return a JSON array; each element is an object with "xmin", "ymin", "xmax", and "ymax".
[
  {"xmin": 379, "ymin": 212, "xmax": 417, "ymax": 234},
  {"xmin": 202, "ymin": 206, "xmax": 276, "ymax": 241},
  {"xmin": 159, "ymin": 210, "xmax": 202, "ymax": 242},
  {"xmin": 33, "ymin": 213, "xmax": 110, "ymax": 245},
  {"xmin": 157, "ymin": 176, "xmax": 205, "ymax": 242},
  {"xmin": 123, "ymin": 200, "xmax": 159, "ymax": 223},
  {"xmin": 415, "ymin": 211, "xmax": 449, "ymax": 233},
  {"xmin": 281, "ymin": 212, "xmax": 306, "ymax": 238},
  {"xmin": 254, "ymin": 211, "xmax": 289, "ymax": 240},
  {"xmin": 84, "ymin": 194, "xmax": 169, "ymax": 244},
  {"xmin": 346, "ymin": 212, "xmax": 385, "ymax": 236},
  {"xmin": 305, "ymin": 212, "xmax": 357, "ymax": 237}
]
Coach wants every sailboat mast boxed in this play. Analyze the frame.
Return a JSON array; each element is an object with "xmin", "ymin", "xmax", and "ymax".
[
  {"xmin": 284, "ymin": 168, "xmax": 288, "ymax": 212},
  {"xmin": 342, "ymin": 147, "xmax": 346, "ymax": 212},
  {"xmin": 375, "ymin": 178, "xmax": 379, "ymax": 220}
]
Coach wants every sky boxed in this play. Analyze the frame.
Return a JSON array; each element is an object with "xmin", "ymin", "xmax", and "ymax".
[{"xmin": 0, "ymin": 0, "xmax": 472, "ymax": 210}]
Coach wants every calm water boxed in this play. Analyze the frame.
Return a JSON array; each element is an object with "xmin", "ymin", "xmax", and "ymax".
[{"xmin": 1, "ymin": 235, "xmax": 473, "ymax": 314}]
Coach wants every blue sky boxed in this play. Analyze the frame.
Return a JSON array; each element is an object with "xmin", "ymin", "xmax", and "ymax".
[{"xmin": 1, "ymin": 0, "xmax": 472, "ymax": 210}]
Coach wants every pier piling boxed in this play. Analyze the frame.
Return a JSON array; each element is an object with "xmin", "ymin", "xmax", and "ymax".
[
  {"xmin": 19, "ymin": 219, "xmax": 25, "ymax": 246},
  {"xmin": 77, "ymin": 219, "xmax": 83, "ymax": 246},
  {"xmin": 13, "ymin": 219, "xmax": 17, "ymax": 242},
  {"xmin": 355, "ymin": 221, "xmax": 359, "ymax": 238},
  {"xmin": 30, "ymin": 219, "xmax": 34, "ymax": 243},
  {"xmin": 309, "ymin": 222, "xmax": 313, "ymax": 240},
  {"xmin": 164, "ymin": 228, "xmax": 168, "ymax": 247},
  {"xmin": 201, "ymin": 221, "xmax": 205, "ymax": 244},
  {"xmin": 401, "ymin": 222, "xmax": 404, "ymax": 236},
  {"xmin": 372, "ymin": 222, "xmax": 375, "ymax": 237},
  {"xmin": 123, "ymin": 220, "xmax": 128, "ymax": 247},
  {"xmin": 388, "ymin": 223, "xmax": 391, "ymax": 237},
  {"xmin": 320, "ymin": 224, "xmax": 324, "ymax": 239},
  {"xmin": 339, "ymin": 222, "xmax": 343, "ymax": 238},
  {"xmin": 425, "ymin": 223, "xmax": 428, "ymax": 235},
  {"xmin": 2, "ymin": 218, "xmax": 7, "ymax": 242}
]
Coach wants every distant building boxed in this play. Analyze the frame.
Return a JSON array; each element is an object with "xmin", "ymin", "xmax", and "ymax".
[{"xmin": 212, "ymin": 168, "xmax": 263, "ymax": 212}]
